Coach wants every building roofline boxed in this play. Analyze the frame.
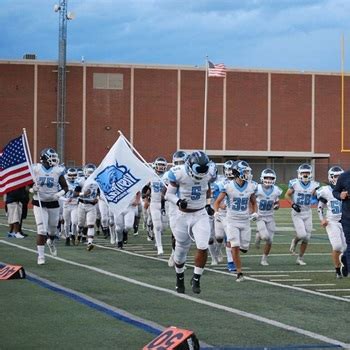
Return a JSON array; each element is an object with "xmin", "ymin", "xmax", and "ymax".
[
  {"xmin": 0, "ymin": 58, "xmax": 345, "ymax": 76},
  {"xmin": 183, "ymin": 150, "xmax": 330, "ymax": 159}
]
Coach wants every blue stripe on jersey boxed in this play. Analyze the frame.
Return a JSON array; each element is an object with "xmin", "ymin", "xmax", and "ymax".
[
  {"xmin": 262, "ymin": 186, "xmax": 274, "ymax": 196},
  {"xmin": 168, "ymin": 169, "xmax": 177, "ymax": 183},
  {"xmin": 299, "ymin": 180, "xmax": 311, "ymax": 189},
  {"xmin": 211, "ymin": 182, "xmax": 221, "ymax": 199},
  {"xmin": 233, "ymin": 180, "xmax": 248, "ymax": 192}
]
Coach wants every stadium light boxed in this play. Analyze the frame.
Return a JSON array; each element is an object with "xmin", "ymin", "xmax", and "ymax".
[{"xmin": 54, "ymin": 0, "xmax": 74, "ymax": 163}]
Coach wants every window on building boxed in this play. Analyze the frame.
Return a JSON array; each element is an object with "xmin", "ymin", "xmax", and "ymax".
[{"xmin": 93, "ymin": 73, "xmax": 123, "ymax": 90}]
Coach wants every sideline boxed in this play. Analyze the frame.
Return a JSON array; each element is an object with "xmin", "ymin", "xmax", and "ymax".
[{"xmin": 0, "ymin": 240, "xmax": 349, "ymax": 349}]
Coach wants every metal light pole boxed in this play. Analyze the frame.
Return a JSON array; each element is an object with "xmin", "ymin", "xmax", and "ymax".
[{"xmin": 54, "ymin": 0, "xmax": 74, "ymax": 163}]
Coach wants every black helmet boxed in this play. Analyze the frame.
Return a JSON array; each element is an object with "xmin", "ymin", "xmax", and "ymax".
[
  {"xmin": 40, "ymin": 148, "xmax": 59, "ymax": 167},
  {"xmin": 186, "ymin": 151, "xmax": 210, "ymax": 180}
]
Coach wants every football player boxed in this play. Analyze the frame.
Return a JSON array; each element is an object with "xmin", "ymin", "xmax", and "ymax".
[
  {"xmin": 30, "ymin": 148, "xmax": 68, "ymax": 265},
  {"xmin": 165, "ymin": 151, "xmax": 212, "ymax": 294},
  {"xmin": 255, "ymin": 168, "xmax": 282, "ymax": 266},
  {"xmin": 214, "ymin": 160, "xmax": 258, "ymax": 282},
  {"xmin": 148, "ymin": 157, "xmax": 168, "ymax": 255},
  {"xmin": 114, "ymin": 191, "xmax": 141, "ymax": 248},
  {"xmin": 163, "ymin": 151, "xmax": 188, "ymax": 267},
  {"xmin": 62, "ymin": 167, "xmax": 80, "ymax": 245},
  {"xmin": 75, "ymin": 163, "xmax": 99, "ymax": 251},
  {"xmin": 285, "ymin": 164, "xmax": 320, "ymax": 265},
  {"xmin": 317, "ymin": 166, "xmax": 347, "ymax": 278},
  {"xmin": 212, "ymin": 160, "xmax": 236, "ymax": 272}
]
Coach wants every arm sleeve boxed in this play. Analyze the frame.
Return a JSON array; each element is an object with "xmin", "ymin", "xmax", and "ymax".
[
  {"xmin": 165, "ymin": 182, "xmax": 179, "ymax": 205},
  {"xmin": 317, "ymin": 200, "xmax": 327, "ymax": 221}
]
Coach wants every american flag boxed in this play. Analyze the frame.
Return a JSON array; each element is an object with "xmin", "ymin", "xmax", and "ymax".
[
  {"xmin": 0, "ymin": 135, "xmax": 33, "ymax": 195},
  {"xmin": 208, "ymin": 61, "xmax": 227, "ymax": 78}
]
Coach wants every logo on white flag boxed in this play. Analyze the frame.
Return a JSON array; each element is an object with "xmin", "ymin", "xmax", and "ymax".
[{"xmin": 95, "ymin": 162, "xmax": 140, "ymax": 204}]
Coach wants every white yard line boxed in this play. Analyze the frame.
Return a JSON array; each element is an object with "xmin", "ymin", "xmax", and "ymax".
[
  {"xmin": 270, "ymin": 279, "xmax": 312, "ymax": 282},
  {"xmin": 0, "ymin": 239, "xmax": 349, "ymax": 349},
  {"xmin": 293, "ymin": 284, "xmax": 336, "ymax": 287},
  {"xmin": 250, "ymin": 275, "xmax": 290, "ymax": 278},
  {"xmin": 317, "ymin": 289, "xmax": 350, "ymax": 292}
]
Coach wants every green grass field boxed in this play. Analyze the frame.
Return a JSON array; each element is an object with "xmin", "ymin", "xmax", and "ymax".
[{"xmin": 1, "ymin": 209, "xmax": 350, "ymax": 350}]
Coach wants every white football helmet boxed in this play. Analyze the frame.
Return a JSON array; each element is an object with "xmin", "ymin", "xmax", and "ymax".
[
  {"xmin": 153, "ymin": 157, "xmax": 167, "ymax": 174},
  {"xmin": 328, "ymin": 166, "xmax": 344, "ymax": 186},
  {"xmin": 172, "ymin": 151, "xmax": 188, "ymax": 166},
  {"xmin": 260, "ymin": 168, "xmax": 276, "ymax": 187},
  {"xmin": 66, "ymin": 167, "xmax": 78, "ymax": 181},
  {"xmin": 83, "ymin": 163, "xmax": 96, "ymax": 178},
  {"xmin": 297, "ymin": 163, "xmax": 313, "ymax": 182},
  {"xmin": 223, "ymin": 160, "xmax": 235, "ymax": 179}
]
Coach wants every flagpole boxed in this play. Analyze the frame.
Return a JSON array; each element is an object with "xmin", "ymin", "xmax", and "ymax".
[
  {"xmin": 203, "ymin": 55, "xmax": 208, "ymax": 152},
  {"xmin": 117, "ymin": 130, "xmax": 166, "ymax": 184},
  {"xmin": 22, "ymin": 128, "xmax": 48, "ymax": 233}
]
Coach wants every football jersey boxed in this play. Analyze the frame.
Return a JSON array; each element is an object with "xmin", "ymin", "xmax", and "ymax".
[
  {"xmin": 222, "ymin": 180, "xmax": 257, "ymax": 220},
  {"xmin": 32, "ymin": 164, "xmax": 65, "ymax": 202},
  {"xmin": 77, "ymin": 177, "xmax": 99, "ymax": 202},
  {"xmin": 168, "ymin": 164, "xmax": 211, "ymax": 210},
  {"xmin": 288, "ymin": 178, "xmax": 319, "ymax": 212},
  {"xmin": 150, "ymin": 173, "xmax": 166, "ymax": 203},
  {"xmin": 256, "ymin": 184, "xmax": 282, "ymax": 217},
  {"xmin": 317, "ymin": 185, "xmax": 342, "ymax": 222},
  {"xmin": 63, "ymin": 177, "xmax": 80, "ymax": 206}
]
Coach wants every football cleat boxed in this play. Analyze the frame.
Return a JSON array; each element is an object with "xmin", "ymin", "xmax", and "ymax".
[
  {"xmin": 176, "ymin": 273, "xmax": 185, "ymax": 294},
  {"xmin": 260, "ymin": 259, "xmax": 269, "ymax": 266},
  {"xmin": 190, "ymin": 275, "xmax": 201, "ymax": 294},
  {"xmin": 340, "ymin": 253, "xmax": 348, "ymax": 277},
  {"xmin": 157, "ymin": 246, "xmax": 164, "ymax": 256},
  {"xmin": 87, "ymin": 243, "xmax": 94, "ymax": 251},
  {"xmin": 296, "ymin": 257, "xmax": 306, "ymax": 266},
  {"xmin": 289, "ymin": 238, "xmax": 297, "ymax": 255},
  {"xmin": 37, "ymin": 257, "xmax": 45, "ymax": 265},
  {"xmin": 211, "ymin": 257, "xmax": 218, "ymax": 266},
  {"xmin": 236, "ymin": 272, "xmax": 245, "ymax": 282},
  {"xmin": 47, "ymin": 240, "xmax": 57, "ymax": 257}
]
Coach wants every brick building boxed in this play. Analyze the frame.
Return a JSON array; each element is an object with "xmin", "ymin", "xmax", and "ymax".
[{"xmin": 1, "ymin": 59, "xmax": 349, "ymax": 183}]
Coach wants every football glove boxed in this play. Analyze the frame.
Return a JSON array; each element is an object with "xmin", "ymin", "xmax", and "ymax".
[
  {"xmin": 176, "ymin": 199, "xmax": 188, "ymax": 209},
  {"xmin": 292, "ymin": 203, "xmax": 301, "ymax": 213},
  {"xmin": 205, "ymin": 204, "xmax": 215, "ymax": 216}
]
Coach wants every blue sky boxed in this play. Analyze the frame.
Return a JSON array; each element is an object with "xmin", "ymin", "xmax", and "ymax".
[{"xmin": 1, "ymin": 0, "xmax": 350, "ymax": 72}]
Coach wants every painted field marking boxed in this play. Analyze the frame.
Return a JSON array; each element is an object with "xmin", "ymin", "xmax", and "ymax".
[
  {"xmin": 0, "ymin": 240, "xmax": 348, "ymax": 349},
  {"xmin": 247, "ymin": 270, "xmax": 334, "ymax": 274},
  {"xmin": 317, "ymin": 289, "xmax": 350, "ymax": 292},
  {"xmin": 250, "ymin": 275, "xmax": 290, "ymax": 278},
  {"xmin": 270, "ymin": 279, "xmax": 312, "ymax": 282},
  {"xmin": 293, "ymin": 284, "xmax": 336, "ymax": 287}
]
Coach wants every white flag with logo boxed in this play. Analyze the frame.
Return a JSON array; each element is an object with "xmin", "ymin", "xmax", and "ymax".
[{"xmin": 85, "ymin": 135, "xmax": 157, "ymax": 216}]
